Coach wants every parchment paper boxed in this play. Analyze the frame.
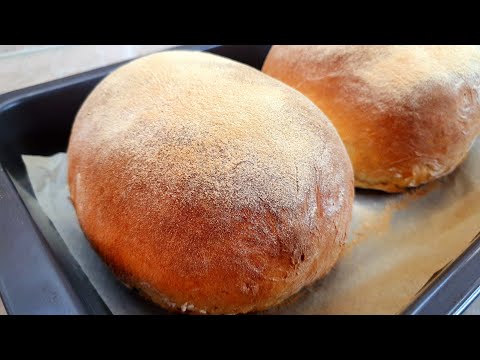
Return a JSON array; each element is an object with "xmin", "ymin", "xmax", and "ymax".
[{"xmin": 22, "ymin": 140, "xmax": 480, "ymax": 314}]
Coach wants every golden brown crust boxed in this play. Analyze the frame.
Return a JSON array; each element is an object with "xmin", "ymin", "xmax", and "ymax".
[
  {"xmin": 67, "ymin": 50, "xmax": 354, "ymax": 314},
  {"xmin": 262, "ymin": 45, "xmax": 480, "ymax": 192}
]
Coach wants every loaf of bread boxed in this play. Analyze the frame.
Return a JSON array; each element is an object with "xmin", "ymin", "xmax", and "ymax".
[
  {"xmin": 67, "ymin": 50, "xmax": 354, "ymax": 314},
  {"xmin": 262, "ymin": 45, "xmax": 480, "ymax": 192}
]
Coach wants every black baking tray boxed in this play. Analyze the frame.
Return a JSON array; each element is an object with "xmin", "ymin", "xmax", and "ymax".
[{"xmin": 1, "ymin": 44, "xmax": 479, "ymax": 315}]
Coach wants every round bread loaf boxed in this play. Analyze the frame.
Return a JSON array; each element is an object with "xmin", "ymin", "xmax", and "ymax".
[
  {"xmin": 262, "ymin": 45, "xmax": 480, "ymax": 192},
  {"xmin": 67, "ymin": 50, "xmax": 354, "ymax": 314}
]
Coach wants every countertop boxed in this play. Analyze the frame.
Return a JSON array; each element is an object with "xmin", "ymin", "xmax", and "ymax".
[
  {"xmin": 0, "ymin": 45, "xmax": 177, "ymax": 95},
  {"xmin": 0, "ymin": 298, "xmax": 5, "ymax": 315}
]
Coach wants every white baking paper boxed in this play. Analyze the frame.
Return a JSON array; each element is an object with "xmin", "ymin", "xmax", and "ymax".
[{"xmin": 22, "ymin": 140, "xmax": 480, "ymax": 314}]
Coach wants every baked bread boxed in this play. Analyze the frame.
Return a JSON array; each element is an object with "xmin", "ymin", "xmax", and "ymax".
[
  {"xmin": 262, "ymin": 45, "xmax": 480, "ymax": 192},
  {"xmin": 67, "ymin": 50, "xmax": 354, "ymax": 314}
]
